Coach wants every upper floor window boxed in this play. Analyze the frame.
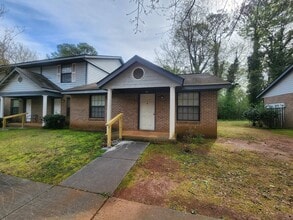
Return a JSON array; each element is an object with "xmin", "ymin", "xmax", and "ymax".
[
  {"xmin": 61, "ymin": 65, "xmax": 72, "ymax": 83},
  {"xmin": 57, "ymin": 63, "xmax": 76, "ymax": 83},
  {"xmin": 177, "ymin": 92, "xmax": 200, "ymax": 121}
]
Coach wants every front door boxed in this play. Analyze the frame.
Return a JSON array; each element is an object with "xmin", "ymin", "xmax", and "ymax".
[
  {"xmin": 139, "ymin": 94, "xmax": 155, "ymax": 130},
  {"xmin": 26, "ymin": 99, "xmax": 32, "ymax": 122}
]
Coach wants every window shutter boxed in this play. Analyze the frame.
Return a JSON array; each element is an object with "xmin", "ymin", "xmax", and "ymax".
[
  {"xmin": 72, "ymin": 63, "xmax": 76, "ymax": 82},
  {"xmin": 57, "ymin": 65, "xmax": 61, "ymax": 82}
]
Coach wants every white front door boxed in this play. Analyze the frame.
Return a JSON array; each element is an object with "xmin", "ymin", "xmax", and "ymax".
[
  {"xmin": 26, "ymin": 99, "xmax": 32, "ymax": 122},
  {"xmin": 139, "ymin": 94, "xmax": 155, "ymax": 130},
  {"xmin": 54, "ymin": 98, "xmax": 61, "ymax": 114}
]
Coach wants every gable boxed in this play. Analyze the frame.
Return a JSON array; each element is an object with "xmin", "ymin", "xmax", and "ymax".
[
  {"xmin": 105, "ymin": 63, "xmax": 181, "ymax": 89},
  {"xmin": 263, "ymin": 70, "xmax": 293, "ymax": 98},
  {"xmin": 1, "ymin": 73, "xmax": 42, "ymax": 93}
]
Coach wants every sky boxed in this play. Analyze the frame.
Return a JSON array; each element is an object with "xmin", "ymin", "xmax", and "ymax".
[
  {"xmin": 1, "ymin": 0, "xmax": 172, "ymax": 62},
  {"xmin": 1, "ymin": 0, "xmax": 243, "ymax": 64}
]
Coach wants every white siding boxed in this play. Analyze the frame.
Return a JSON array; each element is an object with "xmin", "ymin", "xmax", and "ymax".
[
  {"xmin": 41, "ymin": 62, "xmax": 87, "ymax": 90},
  {"xmin": 0, "ymin": 72, "xmax": 6, "ymax": 82},
  {"xmin": 263, "ymin": 70, "xmax": 293, "ymax": 98},
  {"xmin": 1, "ymin": 74, "xmax": 41, "ymax": 92},
  {"xmin": 87, "ymin": 64, "xmax": 108, "ymax": 84},
  {"xmin": 86, "ymin": 59, "xmax": 121, "ymax": 73},
  {"xmin": 25, "ymin": 67, "xmax": 41, "ymax": 73},
  {"xmin": 106, "ymin": 64, "xmax": 179, "ymax": 89}
]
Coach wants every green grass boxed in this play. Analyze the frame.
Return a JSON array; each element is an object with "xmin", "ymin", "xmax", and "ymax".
[
  {"xmin": 0, "ymin": 128, "xmax": 105, "ymax": 184},
  {"xmin": 271, "ymin": 129, "xmax": 293, "ymax": 137},
  {"xmin": 116, "ymin": 121, "xmax": 293, "ymax": 219}
]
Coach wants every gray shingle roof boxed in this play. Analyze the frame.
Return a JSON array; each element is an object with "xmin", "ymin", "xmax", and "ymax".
[{"xmin": 0, "ymin": 67, "xmax": 61, "ymax": 92}]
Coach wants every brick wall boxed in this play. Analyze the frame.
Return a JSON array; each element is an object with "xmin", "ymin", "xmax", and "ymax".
[
  {"xmin": 69, "ymin": 90, "xmax": 219, "ymax": 138},
  {"xmin": 70, "ymin": 94, "xmax": 106, "ymax": 131},
  {"xmin": 264, "ymin": 93, "xmax": 293, "ymax": 128},
  {"xmin": 176, "ymin": 91, "xmax": 218, "ymax": 138},
  {"xmin": 155, "ymin": 92, "xmax": 169, "ymax": 131},
  {"xmin": 112, "ymin": 92, "xmax": 138, "ymax": 130}
]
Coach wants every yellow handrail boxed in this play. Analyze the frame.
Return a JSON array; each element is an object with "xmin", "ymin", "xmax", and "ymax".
[
  {"xmin": 105, "ymin": 113, "xmax": 123, "ymax": 147},
  {"xmin": 2, "ymin": 113, "xmax": 28, "ymax": 129}
]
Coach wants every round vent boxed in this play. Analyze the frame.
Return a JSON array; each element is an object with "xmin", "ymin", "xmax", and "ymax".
[
  {"xmin": 133, "ymin": 67, "xmax": 144, "ymax": 79},
  {"xmin": 17, "ymin": 76, "xmax": 23, "ymax": 83}
]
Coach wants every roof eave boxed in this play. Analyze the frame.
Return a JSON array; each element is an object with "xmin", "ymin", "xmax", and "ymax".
[
  {"xmin": 181, "ymin": 83, "xmax": 231, "ymax": 91},
  {"xmin": 257, "ymin": 65, "xmax": 293, "ymax": 98}
]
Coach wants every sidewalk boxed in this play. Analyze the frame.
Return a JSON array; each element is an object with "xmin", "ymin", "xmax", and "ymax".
[{"xmin": 1, "ymin": 141, "xmax": 218, "ymax": 220}]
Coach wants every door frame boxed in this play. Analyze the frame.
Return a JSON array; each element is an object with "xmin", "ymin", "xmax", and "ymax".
[{"xmin": 139, "ymin": 93, "xmax": 156, "ymax": 131}]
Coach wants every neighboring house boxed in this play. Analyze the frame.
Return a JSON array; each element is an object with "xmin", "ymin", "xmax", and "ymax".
[
  {"xmin": 0, "ymin": 55, "xmax": 123, "ymax": 123},
  {"xmin": 65, "ymin": 55, "xmax": 230, "ymax": 138},
  {"xmin": 257, "ymin": 65, "xmax": 293, "ymax": 128}
]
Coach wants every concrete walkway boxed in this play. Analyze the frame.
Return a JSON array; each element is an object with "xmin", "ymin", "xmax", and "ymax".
[{"xmin": 1, "ymin": 141, "xmax": 217, "ymax": 220}]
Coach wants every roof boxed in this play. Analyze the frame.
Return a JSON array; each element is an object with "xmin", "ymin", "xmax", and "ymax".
[
  {"xmin": 182, "ymin": 74, "xmax": 230, "ymax": 86},
  {"xmin": 7, "ymin": 55, "xmax": 123, "ymax": 68},
  {"xmin": 0, "ymin": 67, "xmax": 61, "ymax": 92},
  {"xmin": 62, "ymin": 83, "xmax": 106, "ymax": 94},
  {"xmin": 96, "ymin": 55, "xmax": 184, "ymax": 88},
  {"xmin": 257, "ymin": 64, "xmax": 293, "ymax": 98}
]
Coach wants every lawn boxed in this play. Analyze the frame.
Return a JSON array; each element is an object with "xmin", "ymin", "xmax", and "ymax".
[
  {"xmin": 115, "ymin": 121, "xmax": 293, "ymax": 220},
  {"xmin": 0, "ymin": 128, "xmax": 105, "ymax": 184}
]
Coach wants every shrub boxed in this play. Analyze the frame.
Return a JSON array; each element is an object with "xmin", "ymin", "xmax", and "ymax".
[
  {"xmin": 43, "ymin": 114, "xmax": 66, "ymax": 129},
  {"xmin": 259, "ymin": 108, "xmax": 279, "ymax": 128},
  {"xmin": 243, "ymin": 106, "xmax": 279, "ymax": 128},
  {"xmin": 243, "ymin": 107, "xmax": 260, "ymax": 126}
]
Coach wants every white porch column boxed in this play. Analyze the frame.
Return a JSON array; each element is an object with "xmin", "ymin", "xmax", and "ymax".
[
  {"xmin": 106, "ymin": 89, "xmax": 112, "ymax": 122},
  {"xmin": 42, "ymin": 95, "xmax": 48, "ymax": 126},
  {"xmin": 0, "ymin": 96, "xmax": 4, "ymax": 118},
  {"xmin": 169, "ymin": 86, "xmax": 176, "ymax": 139}
]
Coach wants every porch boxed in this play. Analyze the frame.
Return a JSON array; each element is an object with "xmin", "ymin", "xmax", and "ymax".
[{"xmin": 122, "ymin": 130, "xmax": 169, "ymax": 141}]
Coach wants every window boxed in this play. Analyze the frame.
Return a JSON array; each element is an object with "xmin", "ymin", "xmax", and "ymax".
[
  {"xmin": 177, "ymin": 92, "xmax": 199, "ymax": 121},
  {"xmin": 90, "ymin": 95, "xmax": 105, "ymax": 118},
  {"xmin": 11, "ymin": 99, "xmax": 20, "ymax": 115},
  {"xmin": 61, "ymin": 64, "xmax": 72, "ymax": 83}
]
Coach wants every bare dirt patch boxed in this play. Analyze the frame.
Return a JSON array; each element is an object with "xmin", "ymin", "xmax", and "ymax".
[
  {"xmin": 143, "ymin": 155, "xmax": 180, "ymax": 173},
  {"xmin": 115, "ymin": 122, "xmax": 293, "ymax": 219},
  {"xmin": 115, "ymin": 176, "xmax": 178, "ymax": 206},
  {"xmin": 217, "ymin": 135, "xmax": 293, "ymax": 161}
]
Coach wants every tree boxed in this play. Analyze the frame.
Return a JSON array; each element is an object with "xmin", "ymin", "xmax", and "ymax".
[
  {"xmin": 155, "ymin": 41, "xmax": 188, "ymax": 74},
  {"xmin": 226, "ymin": 55, "xmax": 239, "ymax": 93},
  {"xmin": 240, "ymin": 0, "xmax": 292, "ymax": 104},
  {"xmin": 48, "ymin": 42, "xmax": 98, "ymax": 58},
  {"xmin": 0, "ymin": 5, "xmax": 37, "ymax": 65}
]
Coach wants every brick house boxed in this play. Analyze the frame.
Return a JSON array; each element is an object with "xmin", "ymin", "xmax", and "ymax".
[
  {"xmin": 257, "ymin": 65, "xmax": 293, "ymax": 128},
  {"xmin": 0, "ymin": 54, "xmax": 229, "ymax": 139},
  {"xmin": 0, "ymin": 55, "xmax": 123, "ymax": 124},
  {"xmin": 65, "ymin": 55, "xmax": 230, "ymax": 139}
]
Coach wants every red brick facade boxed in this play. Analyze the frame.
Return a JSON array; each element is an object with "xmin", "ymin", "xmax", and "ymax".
[
  {"xmin": 264, "ymin": 93, "xmax": 293, "ymax": 128},
  {"xmin": 69, "ymin": 94, "xmax": 106, "ymax": 131},
  {"xmin": 176, "ymin": 91, "xmax": 218, "ymax": 138},
  {"xmin": 69, "ymin": 90, "xmax": 218, "ymax": 138}
]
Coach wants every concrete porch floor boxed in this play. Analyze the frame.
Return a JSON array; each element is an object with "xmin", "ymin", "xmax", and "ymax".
[
  {"xmin": 4, "ymin": 122, "xmax": 42, "ymax": 128},
  {"xmin": 122, "ymin": 130, "xmax": 170, "ymax": 141}
]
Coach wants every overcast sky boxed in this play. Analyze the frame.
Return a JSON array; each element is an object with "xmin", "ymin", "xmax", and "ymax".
[
  {"xmin": 2, "ymin": 0, "xmax": 172, "ymax": 62},
  {"xmin": 1, "ymin": 0, "xmax": 243, "ymax": 63}
]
